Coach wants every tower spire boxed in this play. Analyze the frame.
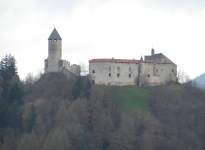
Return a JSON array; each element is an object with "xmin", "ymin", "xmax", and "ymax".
[{"xmin": 48, "ymin": 28, "xmax": 62, "ymax": 40}]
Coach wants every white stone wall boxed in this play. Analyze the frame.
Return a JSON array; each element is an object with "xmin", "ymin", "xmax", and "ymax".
[
  {"xmin": 89, "ymin": 62, "xmax": 139, "ymax": 85},
  {"xmin": 89, "ymin": 61, "xmax": 177, "ymax": 86},
  {"xmin": 59, "ymin": 60, "xmax": 80, "ymax": 76},
  {"xmin": 47, "ymin": 39, "xmax": 62, "ymax": 73}
]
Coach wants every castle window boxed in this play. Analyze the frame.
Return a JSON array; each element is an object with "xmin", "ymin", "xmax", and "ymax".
[
  {"xmin": 109, "ymin": 73, "xmax": 111, "ymax": 77},
  {"xmin": 92, "ymin": 70, "xmax": 95, "ymax": 73},
  {"xmin": 129, "ymin": 67, "xmax": 131, "ymax": 72},
  {"xmin": 161, "ymin": 69, "xmax": 163, "ymax": 72},
  {"xmin": 109, "ymin": 67, "xmax": 111, "ymax": 71},
  {"xmin": 172, "ymin": 70, "xmax": 174, "ymax": 73},
  {"xmin": 117, "ymin": 67, "xmax": 120, "ymax": 72},
  {"xmin": 156, "ymin": 69, "xmax": 158, "ymax": 72},
  {"xmin": 117, "ymin": 73, "xmax": 120, "ymax": 77},
  {"xmin": 129, "ymin": 74, "xmax": 131, "ymax": 78},
  {"xmin": 92, "ymin": 80, "xmax": 95, "ymax": 84},
  {"xmin": 148, "ymin": 74, "xmax": 150, "ymax": 78}
]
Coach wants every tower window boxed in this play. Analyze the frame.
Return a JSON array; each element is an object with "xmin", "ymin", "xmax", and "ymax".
[
  {"xmin": 109, "ymin": 67, "xmax": 111, "ymax": 71},
  {"xmin": 117, "ymin": 67, "xmax": 120, "ymax": 72},
  {"xmin": 129, "ymin": 74, "xmax": 131, "ymax": 77},
  {"xmin": 109, "ymin": 73, "xmax": 111, "ymax": 77},
  {"xmin": 117, "ymin": 73, "xmax": 120, "ymax": 77},
  {"xmin": 129, "ymin": 67, "xmax": 131, "ymax": 72},
  {"xmin": 156, "ymin": 69, "xmax": 158, "ymax": 72},
  {"xmin": 148, "ymin": 74, "xmax": 150, "ymax": 77},
  {"xmin": 172, "ymin": 70, "xmax": 174, "ymax": 73},
  {"xmin": 92, "ymin": 70, "xmax": 95, "ymax": 73}
]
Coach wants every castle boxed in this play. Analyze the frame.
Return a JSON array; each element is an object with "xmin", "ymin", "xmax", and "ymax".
[
  {"xmin": 89, "ymin": 49, "xmax": 177, "ymax": 87},
  {"xmin": 44, "ymin": 28, "xmax": 80, "ymax": 77},
  {"xmin": 44, "ymin": 28, "xmax": 177, "ymax": 87}
]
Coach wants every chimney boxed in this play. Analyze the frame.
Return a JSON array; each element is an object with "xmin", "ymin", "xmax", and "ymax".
[{"xmin": 112, "ymin": 57, "xmax": 114, "ymax": 63}]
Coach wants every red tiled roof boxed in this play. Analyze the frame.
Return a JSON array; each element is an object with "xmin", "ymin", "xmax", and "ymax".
[
  {"xmin": 89, "ymin": 59, "xmax": 112, "ymax": 62},
  {"xmin": 114, "ymin": 59, "xmax": 139, "ymax": 63},
  {"xmin": 89, "ymin": 59, "xmax": 169, "ymax": 64},
  {"xmin": 156, "ymin": 61, "xmax": 169, "ymax": 64}
]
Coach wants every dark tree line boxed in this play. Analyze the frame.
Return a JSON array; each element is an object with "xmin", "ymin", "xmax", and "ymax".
[{"xmin": 0, "ymin": 54, "xmax": 37, "ymax": 136}]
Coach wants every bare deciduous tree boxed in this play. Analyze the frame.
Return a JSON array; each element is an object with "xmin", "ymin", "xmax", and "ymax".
[
  {"xmin": 78, "ymin": 62, "xmax": 89, "ymax": 76},
  {"xmin": 177, "ymin": 69, "xmax": 190, "ymax": 84}
]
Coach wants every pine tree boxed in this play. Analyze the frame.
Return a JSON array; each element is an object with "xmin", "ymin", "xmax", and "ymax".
[
  {"xmin": 0, "ymin": 54, "xmax": 18, "ymax": 80},
  {"xmin": 0, "ymin": 80, "xmax": 9, "ymax": 127},
  {"xmin": 84, "ymin": 79, "xmax": 91, "ymax": 100},
  {"xmin": 9, "ymin": 83, "xmax": 23, "ymax": 106},
  {"xmin": 26, "ymin": 104, "xmax": 37, "ymax": 133},
  {"xmin": 72, "ymin": 76, "xmax": 84, "ymax": 100},
  {"xmin": 8, "ymin": 101, "xmax": 23, "ymax": 131}
]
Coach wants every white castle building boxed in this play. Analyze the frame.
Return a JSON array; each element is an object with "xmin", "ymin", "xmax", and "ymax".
[
  {"xmin": 89, "ymin": 49, "xmax": 177, "ymax": 87},
  {"xmin": 44, "ymin": 28, "xmax": 80, "ymax": 77}
]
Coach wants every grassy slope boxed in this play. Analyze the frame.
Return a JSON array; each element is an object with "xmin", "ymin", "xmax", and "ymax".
[{"xmin": 117, "ymin": 84, "xmax": 184, "ymax": 116}]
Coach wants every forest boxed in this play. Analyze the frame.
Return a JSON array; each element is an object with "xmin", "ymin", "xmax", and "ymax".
[{"xmin": 0, "ymin": 54, "xmax": 205, "ymax": 150}]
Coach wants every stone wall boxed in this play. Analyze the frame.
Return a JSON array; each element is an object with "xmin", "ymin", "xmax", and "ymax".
[
  {"xmin": 145, "ymin": 53, "xmax": 177, "ymax": 82},
  {"xmin": 59, "ymin": 60, "xmax": 80, "ymax": 76},
  {"xmin": 89, "ymin": 62, "xmax": 139, "ymax": 85},
  {"xmin": 89, "ymin": 59, "xmax": 177, "ymax": 86},
  {"xmin": 47, "ymin": 39, "xmax": 62, "ymax": 73}
]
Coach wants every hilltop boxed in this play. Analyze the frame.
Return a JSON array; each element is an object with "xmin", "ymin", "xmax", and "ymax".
[{"xmin": 1, "ymin": 71, "xmax": 205, "ymax": 150}]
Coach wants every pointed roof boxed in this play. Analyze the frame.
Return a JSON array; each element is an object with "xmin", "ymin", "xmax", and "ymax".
[
  {"xmin": 48, "ymin": 28, "xmax": 62, "ymax": 40},
  {"xmin": 139, "ymin": 56, "xmax": 144, "ymax": 63}
]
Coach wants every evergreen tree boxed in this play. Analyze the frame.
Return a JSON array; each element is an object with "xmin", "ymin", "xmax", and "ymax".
[
  {"xmin": 0, "ymin": 80, "xmax": 9, "ymax": 127},
  {"xmin": 26, "ymin": 104, "xmax": 37, "ymax": 133},
  {"xmin": 72, "ymin": 76, "xmax": 84, "ymax": 100},
  {"xmin": 84, "ymin": 79, "xmax": 91, "ymax": 100},
  {"xmin": 9, "ymin": 83, "xmax": 23, "ymax": 106},
  {"xmin": 0, "ymin": 54, "xmax": 18, "ymax": 80},
  {"xmin": 0, "ymin": 54, "xmax": 22, "ymax": 130},
  {"xmin": 8, "ymin": 101, "xmax": 23, "ymax": 131}
]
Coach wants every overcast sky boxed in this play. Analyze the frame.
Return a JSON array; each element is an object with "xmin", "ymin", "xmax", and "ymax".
[{"xmin": 1, "ymin": 0, "xmax": 205, "ymax": 80}]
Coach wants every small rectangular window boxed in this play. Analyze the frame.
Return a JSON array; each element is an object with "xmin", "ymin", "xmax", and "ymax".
[
  {"xmin": 148, "ymin": 74, "xmax": 150, "ymax": 77},
  {"xmin": 156, "ymin": 69, "xmax": 158, "ymax": 72},
  {"xmin": 129, "ymin": 67, "xmax": 131, "ymax": 72},
  {"xmin": 148, "ymin": 69, "xmax": 150, "ymax": 72},
  {"xmin": 129, "ymin": 74, "xmax": 131, "ymax": 77},
  {"xmin": 117, "ymin": 67, "xmax": 120, "ymax": 72},
  {"xmin": 161, "ymin": 69, "xmax": 163, "ymax": 72},
  {"xmin": 109, "ymin": 67, "xmax": 111, "ymax": 71},
  {"xmin": 172, "ymin": 70, "xmax": 174, "ymax": 73},
  {"xmin": 117, "ymin": 73, "xmax": 120, "ymax": 77},
  {"xmin": 109, "ymin": 73, "xmax": 111, "ymax": 77},
  {"xmin": 92, "ymin": 70, "xmax": 95, "ymax": 73}
]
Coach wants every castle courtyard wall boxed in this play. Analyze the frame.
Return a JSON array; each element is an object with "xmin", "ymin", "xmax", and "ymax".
[{"xmin": 89, "ymin": 62, "xmax": 139, "ymax": 85}]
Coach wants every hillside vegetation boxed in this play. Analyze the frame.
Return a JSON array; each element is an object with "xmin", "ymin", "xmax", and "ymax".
[{"xmin": 0, "ymin": 58, "xmax": 204, "ymax": 150}]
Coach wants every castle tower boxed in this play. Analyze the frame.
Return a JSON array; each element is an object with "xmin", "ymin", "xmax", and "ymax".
[
  {"xmin": 151, "ymin": 47, "xmax": 155, "ymax": 55},
  {"xmin": 46, "ymin": 28, "xmax": 62, "ymax": 73}
]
